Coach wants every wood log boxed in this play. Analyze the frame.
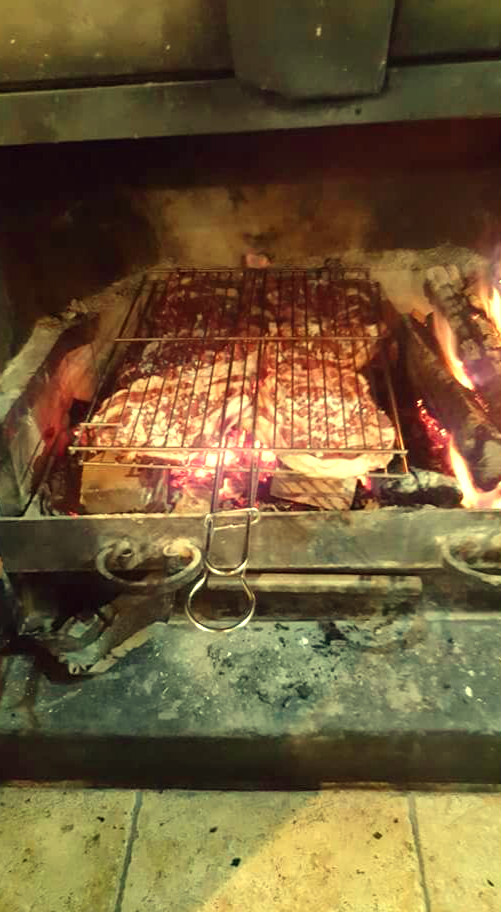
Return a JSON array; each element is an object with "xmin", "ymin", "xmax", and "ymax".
[
  {"xmin": 270, "ymin": 471, "xmax": 357, "ymax": 510},
  {"xmin": 425, "ymin": 265, "xmax": 501, "ymax": 428},
  {"xmin": 402, "ymin": 315, "xmax": 501, "ymax": 491},
  {"xmin": 81, "ymin": 461, "xmax": 163, "ymax": 514}
]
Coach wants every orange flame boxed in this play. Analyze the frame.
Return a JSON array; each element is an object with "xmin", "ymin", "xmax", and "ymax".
[
  {"xmin": 449, "ymin": 440, "xmax": 501, "ymax": 509},
  {"xmin": 483, "ymin": 284, "xmax": 501, "ymax": 337},
  {"xmin": 433, "ymin": 310, "xmax": 474, "ymax": 390}
]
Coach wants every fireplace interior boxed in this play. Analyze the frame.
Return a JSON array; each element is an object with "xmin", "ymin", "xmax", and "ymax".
[{"xmin": 0, "ymin": 117, "xmax": 500, "ymax": 785}]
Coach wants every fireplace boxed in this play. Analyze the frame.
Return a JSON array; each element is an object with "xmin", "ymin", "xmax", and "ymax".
[
  {"xmin": 0, "ymin": 117, "xmax": 500, "ymax": 680},
  {"xmin": 0, "ymin": 11, "xmax": 500, "ymax": 781}
]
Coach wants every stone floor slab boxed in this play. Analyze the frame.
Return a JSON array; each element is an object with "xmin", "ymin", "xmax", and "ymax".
[
  {"xmin": 122, "ymin": 789, "xmax": 425, "ymax": 912},
  {"xmin": 0, "ymin": 785, "xmax": 135, "ymax": 912},
  {"xmin": 414, "ymin": 792, "xmax": 501, "ymax": 912}
]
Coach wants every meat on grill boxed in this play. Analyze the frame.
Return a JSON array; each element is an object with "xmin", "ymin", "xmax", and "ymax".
[
  {"xmin": 77, "ymin": 272, "xmax": 395, "ymax": 478},
  {"xmin": 256, "ymin": 340, "xmax": 395, "ymax": 477}
]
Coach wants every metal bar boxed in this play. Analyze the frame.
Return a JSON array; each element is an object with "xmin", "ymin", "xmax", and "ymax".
[
  {"xmin": 198, "ymin": 343, "xmax": 218, "ymax": 443},
  {"xmin": 363, "ymin": 338, "xmax": 386, "ymax": 450},
  {"xmin": 374, "ymin": 283, "xmax": 410, "ymax": 473},
  {"xmin": 159, "ymin": 272, "xmax": 200, "ymax": 448},
  {"xmin": 272, "ymin": 340, "xmax": 280, "ymax": 449},
  {"xmin": 341, "ymin": 280, "xmax": 369, "ymax": 451},
  {"xmin": 69, "ymin": 444, "xmax": 408, "ymax": 454},
  {"xmin": 217, "ymin": 340, "xmax": 237, "ymax": 447},
  {"xmin": 235, "ymin": 271, "xmax": 253, "ymax": 434},
  {"xmin": 145, "ymin": 275, "xmax": 181, "ymax": 445},
  {"xmin": 126, "ymin": 369, "xmax": 154, "ymax": 448},
  {"xmin": 329, "ymin": 292, "xmax": 349, "ymax": 448},
  {"xmin": 179, "ymin": 317, "xmax": 210, "ymax": 446},
  {"xmin": 115, "ymin": 333, "xmax": 384, "ymax": 343},
  {"xmin": 302, "ymin": 274, "xmax": 313, "ymax": 448},
  {"xmin": 248, "ymin": 447, "xmax": 261, "ymax": 508},
  {"xmin": 71, "ymin": 275, "xmax": 149, "ymax": 446},
  {"xmin": 106, "ymin": 279, "xmax": 161, "ymax": 433},
  {"xmin": 1, "ymin": 510, "xmax": 498, "ymax": 575},
  {"xmin": 249, "ymin": 272, "xmax": 268, "ymax": 446},
  {"xmin": 210, "ymin": 451, "xmax": 224, "ymax": 513},
  {"xmin": 1, "ymin": 63, "xmax": 501, "ymax": 147},
  {"xmin": 314, "ymin": 280, "xmax": 331, "ymax": 449},
  {"xmin": 208, "ymin": 573, "xmax": 423, "ymax": 596},
  {"xmin": 122, "ymin": 278, "xmax": 176, "ymax": 447},
  {"xmin": 162, "ymin": 354, "xmax": 186, "ymax": 447},
  {"xmin": 75, "ymin": 460, "xmax": 407, "ymax": 474}
]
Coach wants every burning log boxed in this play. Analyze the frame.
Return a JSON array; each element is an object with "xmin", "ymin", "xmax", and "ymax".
[
  {"xmin": 425, "ymin": 265, "xmax": 501, "ymax": 428},
  {"xmin": 402, "ymin": 315, "xmax": 501, "ymax": 492}
]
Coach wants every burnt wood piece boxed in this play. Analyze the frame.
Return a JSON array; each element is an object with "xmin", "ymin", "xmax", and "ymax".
[
  {"xmin": 425, "ymin": 265, "xmax": 501, "ymax": 429},
  {"xmin": 402, "ymin": 315, "xmax": 501, "ymax": 491},
  {"xmin": 367, "ymin": 469, "xmax": 462, "ymax": 509},
  {"xmin": 270, "ymin": 473, "xmax": 357, "ymax": 511},
  {"xmin": 0, "ymin": 274, "xmax": 143, "ymax": 515}
]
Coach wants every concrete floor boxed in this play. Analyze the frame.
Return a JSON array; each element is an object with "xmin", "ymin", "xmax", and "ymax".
[{"xmin": 0, "ymin": 787, "xmax": 498, "ymax": 912}]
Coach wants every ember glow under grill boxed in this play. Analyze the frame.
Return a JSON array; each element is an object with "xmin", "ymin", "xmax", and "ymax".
[{"xmin": 69, "ymin": 267, "xmax": 407, "ymax": 512}]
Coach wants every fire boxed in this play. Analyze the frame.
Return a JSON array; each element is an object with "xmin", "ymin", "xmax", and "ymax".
[
  {"xmin": 183, "ymin": 434, "xmax": 278, "ymax": 504},
  {"xmin": 253, "ymin": 440, "xmax": 278, "ymax": 468},
  {"xmin": 483, "ymin": 284, "xmax": 501, "ymax": 337},
  {"xmin": 433, "ymin": 310, "xmax": 474, "ymax": 390},
  {"xmin": 449, "ymin": 440, "xmax": 501, "ymax": 509}
]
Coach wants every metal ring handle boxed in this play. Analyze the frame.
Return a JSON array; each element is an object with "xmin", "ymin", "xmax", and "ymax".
[
  {"xmin": 96, "ymin": 539, "xmax": 203, "ymax": 594},
  {"xmin": 441, "ymin": 540, "xmax": 501, "ymax": 589},
  {"xmin": 203, "ymin": 507, "xmax": 259, "ymax": 576},
  {"xmin": 185, "ymin": 571, "xmax": 256, "ymax": 633}
]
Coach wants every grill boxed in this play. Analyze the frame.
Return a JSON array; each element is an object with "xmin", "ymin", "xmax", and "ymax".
[{"xmin": 69, "ymin": 266, "xmax": 408, "ymax": 511}]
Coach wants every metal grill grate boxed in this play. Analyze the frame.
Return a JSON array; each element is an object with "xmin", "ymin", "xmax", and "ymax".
[{"xmin": 69, "ymin": 267, "xmax": 408, "ymax": 508}]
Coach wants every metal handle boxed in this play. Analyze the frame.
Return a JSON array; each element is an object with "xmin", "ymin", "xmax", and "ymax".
[
  {"xmin": 203, "ymin": 507, "xmax": 259, "ymax": 575},
  {"xmin": 441, "ymin": 540, "xmax": 501, "ymax": 589},
  {"xmin": 96, "ymin": 538, "xmax": 203, "ymax": 594},
  {"xmin": 185, "ymin": 570, "xmax": 256, "ymax": 633},
  {"xmin": 184, "ymin": 508, "xmax": 260, "ymax": 632}
]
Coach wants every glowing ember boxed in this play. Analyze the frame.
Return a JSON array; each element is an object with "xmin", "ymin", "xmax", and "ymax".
[
  {"xmin": 253, "ymin": 440, "xmax": 278, "ymax": 468},
  {"xmin": 193, "ymin": 467, "xmax": 211, "ymax": 480},
  {"xmin": 433, "ymin": 310, "xmax": 474, "ymax": 390},
  {"xmin": 416, "ymin": 398, "xmax": 449, "ymax": 457},
  {"xmin": 178, "ymin": 432, "xmax": 278, "ymax": 506},
  {"xmin": 449, "ymin": 440, "xmax": 501, "ymax": 509}
]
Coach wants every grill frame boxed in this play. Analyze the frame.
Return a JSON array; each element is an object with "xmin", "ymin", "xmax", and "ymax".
[{"xmin": 69, "ymin": 266, "xmax": 409, "ymax": 510}]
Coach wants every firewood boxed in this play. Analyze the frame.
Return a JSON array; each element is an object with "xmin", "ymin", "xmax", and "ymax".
[
  {"xmin": 402, "ymin": 315, "xmax": 501, "ymax": 491},
  {"xmin": 81, "ymin": 461, "xmax": 156, "ymax": 513},
  {"xmin": 425, "ymin": 265, "xmax": 501, "ymax": 428},
  {"xmin": 270, "ymin": 471, "xmax": 357, "ymax": 510}
]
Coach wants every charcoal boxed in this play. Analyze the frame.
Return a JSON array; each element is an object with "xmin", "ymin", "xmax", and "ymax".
[{"xmin": 369, "ymin": 469, "xmax": 462, "ymax": 508}]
